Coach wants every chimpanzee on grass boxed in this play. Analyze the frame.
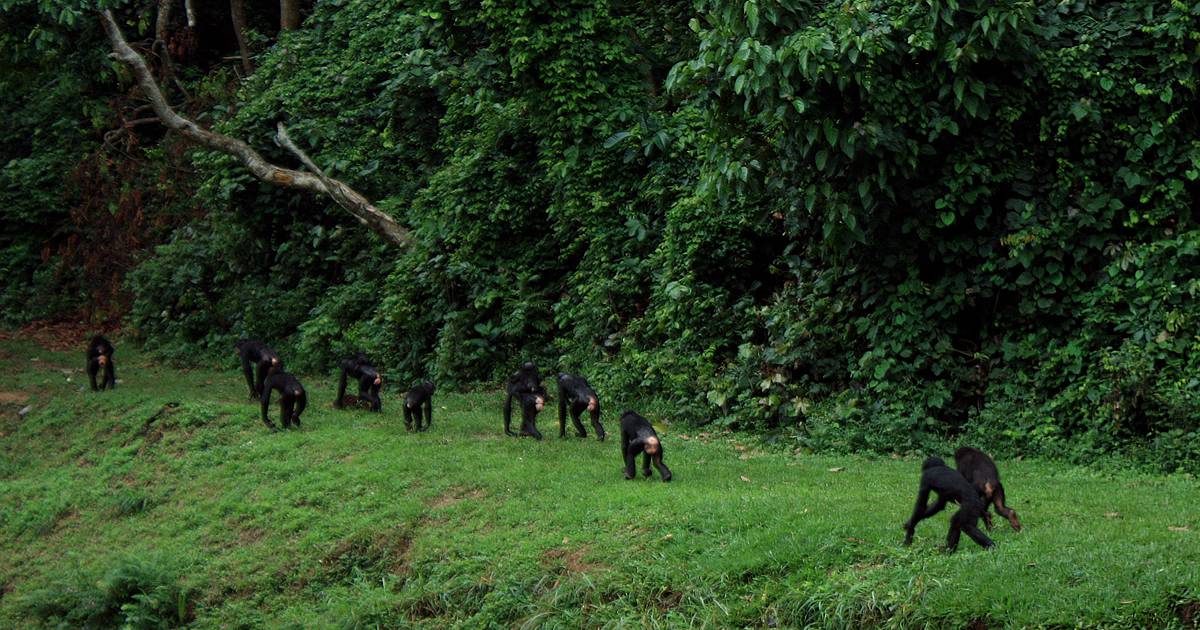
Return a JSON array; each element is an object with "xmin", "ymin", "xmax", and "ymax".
[
  {"xmin": 557, "ymin": 372, "xmax": 604, "ymax": 441},
  {"xmin": 620, "ymin": 411, "xmax": 671, "ymax": 482},
  {"xmin": 404, "ymin": 380, "xmax": 435, "ymax": 431},
  {"xmin": 235, "ymin": 339, "xmax": 282, "ymax": 400},
  {"xmin": 503, "ymin": 362, "xmax": 546, "ymax": 440},
  {"xmin": 86, "ymin": 335, "xmax": 116, "ymax": 391},
  {"xmin": 955, "ymin": 446, "xmax": 1022, "ymax": 532},
  {"xmin": 334, "ymin": 353, "xmax": 382, "ymax": 412},
  {"xmin": 903, "ymin": 456, "xmax": 994, "ymax": 552},
  {"xmin": 261, "ymin": 370, "xmax": 306, "ymax": 431}
]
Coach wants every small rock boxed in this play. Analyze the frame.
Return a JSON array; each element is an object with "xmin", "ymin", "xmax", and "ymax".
[{"xmin": 18, "ymin": 405, "xmax": 33, "ymax": 418}]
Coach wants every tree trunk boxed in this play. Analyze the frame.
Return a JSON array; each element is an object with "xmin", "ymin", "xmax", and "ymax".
[
  {"xmin": 230, "ymin": 0, "xmax": 255, "ymax": 74},
  {"xmin": 280, "ymin": 0, "xmax": 301, "ymax": 31},
  {"xmin": 155, "ymin": 0, "xmax": 173, "ymax": 43},
  {"xmin": 99, "ymin": 10, "xmax": 411, "ymax": 249}
]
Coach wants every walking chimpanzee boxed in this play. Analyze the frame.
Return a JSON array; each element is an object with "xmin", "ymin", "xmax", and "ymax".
[
  {"xmin": 557, "ymin": 372, "xmax": 604, "ymax": 441},
  {"xmin": 334, "ymin": 352, "xmax": 382, "ymax": 412},
  {"xmin": 86, "ymin": 335, "xmax": 116, "ymax": 391},
  {"xmin": 954, "ymin": 446, "xmax": 1022, "ymax": 531},
  {"xmin": 620, "ymin": 411, "xmax": 672, "ymax": 482},
  {"xmin": 903, "ymin": 456, "xmax": 994, "ymax": 552},
  {"xmin": 404, "ymin": 380, "xmax": 435, "ymax": 431},
  {"xmin": 503, "ymin": 362, "xmax": 547, "ymax": 439},
  {"xmin": 235, "ymin": 339, "xmax": 281, "ymax": 400},
  {"xmin": 261, "ymin": 370, "xmax": 306, "ymax": 431}
]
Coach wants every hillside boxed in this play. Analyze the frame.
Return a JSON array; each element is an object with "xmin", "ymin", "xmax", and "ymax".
[{"xmin": 1, "ymin": 338, "xmax": 1197, "ymax": 628}]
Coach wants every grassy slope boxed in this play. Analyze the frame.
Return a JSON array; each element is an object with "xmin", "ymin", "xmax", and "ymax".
[{"xmin": 0, "ymin": 338, "xmax": 1197, "ymax": 629}]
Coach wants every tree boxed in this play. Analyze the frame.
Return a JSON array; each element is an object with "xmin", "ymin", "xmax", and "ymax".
[{"xmin": 99, "ymin": 9, "xmax": 410, "ymax": 248}]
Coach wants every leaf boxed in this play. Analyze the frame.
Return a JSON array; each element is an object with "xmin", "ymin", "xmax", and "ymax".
[
  {"xmin": 828, "ymin": 467, "xmax": 845, "ymax": 472},
  {"xmin": 739, "ymin": 475, "xmax": 751, "ymax": 482},
  {"xmin": 744, "ymin": 0, "xmax": 759, "ymax": 33},
  {"xmin": 603, "ymin": 131, "xmax": 631, "ymax": 148}
]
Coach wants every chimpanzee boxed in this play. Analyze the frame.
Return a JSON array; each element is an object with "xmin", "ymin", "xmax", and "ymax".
[
  {"xmin": 954, "ymin": 446, "xmax": 1022, "ymax": 532},
  {"xmin": 620, "ymin": 411, "xmax": 672, "ymax": 482},
  {"xmin": 334, "ymin": 352, "xmax": 382, "ymax": 412},
  {"xmin": 261, "ymin": 370, "xmax": 306, "ymax": 431},
  {"xmin": 503, "ymin": 362, "xmax": 546, "ymax": 439},
  {"xmin": 404, "ymin": 380, "xmax": 435, "ymax": 431},
  {"xmin": 235, "ymin": 339, "xmax": 282, "ymax": 400},
  {"xmin": 86, "ymin": 335, "xmax": 116, "ymax": 391},
  {"xmin": 903, "ymin": 456, "xmax": 994, "ymax": 552},
  {"xmin": 557, "ymin": 372, "xmax": 604, "ymax": 441}
]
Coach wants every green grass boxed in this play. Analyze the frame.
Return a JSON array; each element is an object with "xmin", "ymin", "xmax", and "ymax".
[{"xmin": 0, "ymin": 338, "xmax": 1197, "ymax": 629}]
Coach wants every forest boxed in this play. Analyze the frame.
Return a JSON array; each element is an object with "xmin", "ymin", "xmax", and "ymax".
[{"xmin": 4, "ymin": 0, "xmax": 1200, "ymax": 469}]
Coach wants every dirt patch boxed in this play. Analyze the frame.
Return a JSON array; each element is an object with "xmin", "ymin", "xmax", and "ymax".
[
  {"xmin": 0, "ymin": 391, "xmax": 29, "ymax": 404},
  {"xmin": 237, "ymin": 526, "xmax": 265, "ymax": 545},
  {"xmin": 541, "ymin": 546, "xmax": 606, "ymax": 575},
  {"xmin": 656, "ymin": 588, "xmax": 683, "ymax": 612},
  {"xmin": 1177, "ymin": 601, "xmax": 1199, "ymax": 628},
  {"xmin": 311, "ymin": 527, "xmax": 413, "ymax": 587},
  {"xmin": 427, "ymin": 486, "xmax": 486, "ymax": 510},
  {"xmin": 963, "ymin": 618, "xmax": 989, "ymax": 630},
  {"xmin": 6, "ymin": 320, "xmax": 116, "ymax": 351}
]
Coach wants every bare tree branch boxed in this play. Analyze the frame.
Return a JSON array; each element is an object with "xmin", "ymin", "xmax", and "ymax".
[
  {"xmin": 99, "ymin": 9, "xmax": 411, "ymax": 248},
  {"xmin": 184, "ymin": 0, "xmax": 196, "ymax": 28}
]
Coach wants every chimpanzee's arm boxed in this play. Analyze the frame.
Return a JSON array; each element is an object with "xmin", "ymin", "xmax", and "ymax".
[
  {"xmin": 558, "ymin": 384, "xmax": 568, "ymax": 437},
  {"xmin": 242, "ymin": 355, "xmax": 257, "ymax": 398},
  {"xmin": 334, "ymin": 365, "xmax": 349, "ymax": 408},
  {"xmin": 260, "ymin": 386, "xmax": 278, "ymax": 430},
  {"xmin": 903, "ymin": 481, "xmax": 932, "ymax": 545},
  {"xmin": 503, "ymin": 393, "xmax": 516, "ymax": 436}
]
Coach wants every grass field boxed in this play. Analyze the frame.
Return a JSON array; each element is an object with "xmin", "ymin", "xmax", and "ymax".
[{"xmin": 1, "ymin": 337, "xmax": 1197, "ymax": 629}]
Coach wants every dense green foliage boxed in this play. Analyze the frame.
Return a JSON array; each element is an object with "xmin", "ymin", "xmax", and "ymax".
[
  {"xmin": 4, "ymin": 0, "xmax": 1200, "ymax": 470},
  {"xmin": 1, "ymin": 340, "xmax": 1198, "ymax": 627}
]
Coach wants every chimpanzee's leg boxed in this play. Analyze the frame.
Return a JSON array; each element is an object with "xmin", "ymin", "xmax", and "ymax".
[
  {"xmin": 88, "ymin": 360, "xmax": 100, "ymax": 391},
  {"xmin": 280, "ymin": 394, "xmax": 295, "ymax": 430},
  {"xmin": 422, "ymin": 399, "xmax": 432, "ymax": 431},
  {"xmin": 945, "ymin": 509, "xmax": 964, "ymax": 552},
  {"xmin": 622, "ymin": 439, "xmax": 637, "ymax": 480},
  {"xmin": 590, "ymin": 400, "xmax": 605, "ymax": 441},
  {"xmin": 642, "ymin": 452, "xmax": 652, "ymax": 478},
  {"xmin": 404, "ymin": 404, "xmax": 414, "ymax": 431},
  {"xmin": 521, "ymin": 396, "xmax": 543, "ymax": 440},
  {"xmin": 571, "ymin": 401, "xmax": 588, "ymax": 438},
  {"xmin": 953, "ymin": 508, "xmax": 994, "ymax": 550},
  {"xmin": 992, "ymin": 484, "xmax": 1021, "ymax": 531},
  {"xmin": 649, "ymin": 453, "xmax": 670, "ymax": 482},
  {"xmin": 293, "ymin": 391, "xmax": 306, "ymax": 428},
  {"xmin": 104, "ymin": 359, "xmax": 116, "ymax": 389}
]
